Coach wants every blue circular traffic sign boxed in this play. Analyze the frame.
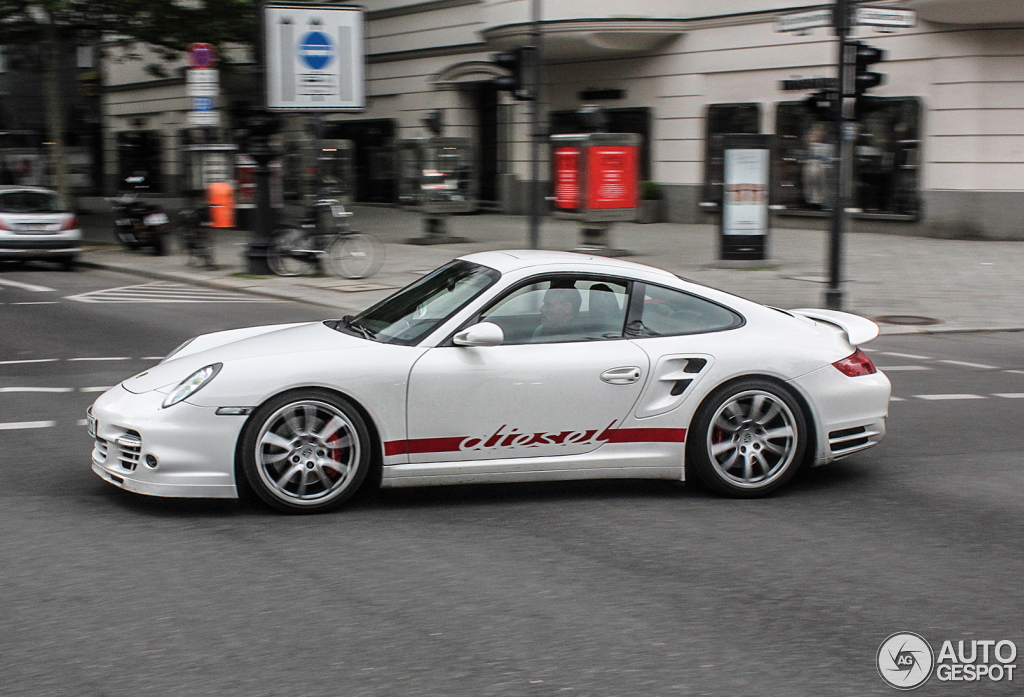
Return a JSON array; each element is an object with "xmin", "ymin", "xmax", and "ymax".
[{"xmin": 298, "ymin": 31, "xmax": 334, "ymax": 70}]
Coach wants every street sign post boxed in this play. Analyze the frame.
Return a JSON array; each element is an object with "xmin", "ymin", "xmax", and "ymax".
[
  {"xmin": 264, "ymin": 4, "xmax": 365, "ymax": 111},
  {"xmin": 187, "ymin": 68, "xmax": 219, "ymax": 126}
]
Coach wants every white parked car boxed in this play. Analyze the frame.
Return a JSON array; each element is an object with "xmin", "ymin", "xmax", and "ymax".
[
  {"xmin": 0, "ymin": 186, "xmax": 81, "ymax": 269},
  {"xmin": 88, "ymin": 251, "xmax": 890, "ymax": 513}
]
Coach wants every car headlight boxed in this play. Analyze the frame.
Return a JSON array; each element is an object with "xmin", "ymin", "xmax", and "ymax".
[
  {"xmin": 164, "ymin": 337, "xmax": 196, "ymax": 361},
  {"xmin": 161, "ymin": 363, "xmax": 222, "ymax": 408}
]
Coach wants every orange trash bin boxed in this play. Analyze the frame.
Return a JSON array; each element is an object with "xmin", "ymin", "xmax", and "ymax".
[{"xmin": 206, "ymin": 181, "xmax": 235, "ymax": 228}]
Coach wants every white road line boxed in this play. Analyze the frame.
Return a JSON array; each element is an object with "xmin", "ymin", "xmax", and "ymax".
[
  {"xmin": 993, "ymin": 393, "xmax": 1024, "ymax": 399},
  {"xmin": 0, "ymin": 278, "xmax": 56, "ymax": 292},
  {"xmin": 878, "ymin": 351, "xmax": 932, "ymax": 360},
  {"xmin": 938, "ymin": 359, "xmax": 998, "ymax": 370},
  {"xmin": 876, "ymin": 365, "xmax": 931, "ymax": 371},
  {"xmin": 1003, "ymin": 370, "xmax": 1024, "ymax": 375},
  {"xmin": 0, "ymin": 420, "xmax": 55, "ymax": 430},
  {"xmin": 889, "ymin": 397, "xmax": 906, "ymax": 402},
  {"xmin": 77, "ymin": 419, "xmax": 88, "ymax": 426},
  {"xmin": 0, "ymin": 358, "xmax": 59, "ymax": 366},
  {"xmin": 914, "ymin": 394, "xmax": 987, "ymax": 401},
  {"xmin": 12, "ymin": 301, "xmax": 59, "ymax": 305},
  {"xmin": 0, "ymin": 387, "xmax": 74, "ymax": 393},
  {"xmin": 67, "ymin": 357, "xmax": 131, "ymax": 362},
  {"xmin": 141, "ymin": 356, "xmax": 164, "ymax": 361},
  {"xmin": 79, "ymin": 386, "xmax": 114, "ymax": 393}
]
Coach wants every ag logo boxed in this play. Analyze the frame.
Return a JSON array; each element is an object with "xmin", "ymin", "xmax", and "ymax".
[{"xmin": 878, "ymin": 632, "xmax": 934, "ymax": 690}]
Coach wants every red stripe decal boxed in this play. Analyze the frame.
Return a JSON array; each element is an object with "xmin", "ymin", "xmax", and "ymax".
[
  {"xmin": 606, "ymin": 428, "xmax": 687, "ymax": 444},
  {"xmin": 384, "ymin": 437, "xmax": 465, "ymax": 457}
]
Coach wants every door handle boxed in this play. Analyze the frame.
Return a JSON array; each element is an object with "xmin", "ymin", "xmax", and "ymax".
[{"xmin": 601, "ymin": 366, "xmax": 642, "ymax": 385}]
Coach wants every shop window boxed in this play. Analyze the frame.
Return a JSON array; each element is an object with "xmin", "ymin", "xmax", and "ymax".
[
  {"xmin": 773, "ymin": 98, "xmax": 921, "ymax": 218},
  {"xmin": 702, "ymin": 103, "xmax": 761, "ymax": 206}
]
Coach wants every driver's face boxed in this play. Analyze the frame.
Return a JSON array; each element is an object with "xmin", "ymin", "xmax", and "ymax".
[{"xmin": 540, "ymin": 290, "xmax": 575, "ymax": 327}]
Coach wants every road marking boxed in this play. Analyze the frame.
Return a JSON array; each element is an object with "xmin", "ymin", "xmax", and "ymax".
[
  {"xmin": 67, "ymin": 357, "xmax": 131, "ymax": 362},
  {"xmin": 993, "ymin": 393, "xmax": 1024, "ymax": 399},
  {"xmin": 876, "ymin": 365, "xmax": 931, "ymax": 371},
  {"xmin": 77, "ymin": 419, "xmax": 88, "ymax": 426},
  {"xmin": 66, "ymin": 281, "xmax": 277, "ymax": 304},
  {"xmin": 0, "ymin": 420, "xmax": 55, "ymax": 430},
  {"xmin": 938, "ymin": 359, "xmax": 997, "ymax": 370},
  {"xmin": 0, "ymin": 278, "xmax": 56, "ymax": 292},
  {"xmin": 878, "ymin": 351, "xmax": 932, "ymax": 360},
  {"xmin": 0, "ymin": 387, "xmax": 74, "ymax": 393},
  {"xmin": 141, "ymin": 356, "xmax": 164, "ymax": 361},
  {"xmin": 913, "ymin": 394, "xmax": 986, "ymax": 401},
  {"xmin": 0, "ymin": 358, "xmax": 59, "ymax": 366},
  {"xmin": 12, "ymin": 301, "xmax": 59, "ymax": 305},
  {"xmin": 889, "ymin": 397, "xmax": 906, "ymax": 402},
  {"xmin": 80, "ymin": 386, "xmax": 114, "ymax": 393},
  {"xmin": 1003, "ymin": 370, "xmax": 1024, "ymax": 375}
]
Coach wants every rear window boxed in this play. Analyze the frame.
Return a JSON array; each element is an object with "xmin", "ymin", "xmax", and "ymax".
[{"xmin": 0, "ymin": 191, "xmax": 69, "ymax": 213}]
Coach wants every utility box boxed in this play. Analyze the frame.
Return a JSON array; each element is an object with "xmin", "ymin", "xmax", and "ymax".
[
  {"xmin": 206, "ymin": 181, "xmax": 235, "ymax": 228},
  {"xmin": 550, "ymin": 133, "xmax": 641, "ymax": 223},
  {"xmin": 720, "ymin": 133, "xmax": 772, "ymax": 261}
]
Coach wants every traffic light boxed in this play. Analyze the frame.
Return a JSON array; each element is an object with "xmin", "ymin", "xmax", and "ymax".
[
  {"xmin": 804, "ymin": 90, "xmax": 839, "ymax": 121},
  {"xmin": 422, "ymin": 109, "xmax": 444, "ymax": 136},
  {"xmin": 852, "ymin": 41, "xmax": 886, "ymax": 95},
  {"xmin": 492, "ymin": 47, "xmax": 531, "ymax": 100}
]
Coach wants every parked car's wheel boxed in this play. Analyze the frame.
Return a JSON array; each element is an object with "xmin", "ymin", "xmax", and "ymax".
[
  {"xmin": 687, "ymin": 379, "xmax": 808, "ymax": 497},
  {"xmin": 60, "ymin": 256, "xmax": 76, "ymax": 272},
  {"xmin": 240, "ymin": 390, "xmax": 371, "ymax": 513},
  {"xmin": 150, "ymin": 230, "xmax": 167, "ymax": 256}
]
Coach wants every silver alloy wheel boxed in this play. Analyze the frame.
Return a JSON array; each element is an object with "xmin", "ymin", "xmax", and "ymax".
[
  {"xmin": 706, "ymin": 389, "xmax": 798, "ymax": 489},
  {"xmin": 254, "ymin": 399, "xmax": 360, "ymax": 505}
]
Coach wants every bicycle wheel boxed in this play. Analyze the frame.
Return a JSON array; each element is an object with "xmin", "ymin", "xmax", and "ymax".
[
  {"xmin": 269, "ymin": 229, "xmax": 311, "ymax": 276},
  {"xmin": 327, "ymin": 232, "xmax": 384, "ymax": 279}
]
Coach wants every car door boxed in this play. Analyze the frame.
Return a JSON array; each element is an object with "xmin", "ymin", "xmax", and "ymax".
[{"xmin": 405, "ymin": 275, "xmax": 651, "ymax": 464}]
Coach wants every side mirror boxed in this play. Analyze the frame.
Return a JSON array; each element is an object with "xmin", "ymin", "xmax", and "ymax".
[{"xmin": 453, "ymin": 322, "xmax": 504, "ymax": 347}]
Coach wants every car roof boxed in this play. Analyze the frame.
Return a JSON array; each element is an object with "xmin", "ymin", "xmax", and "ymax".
[{"xmin": 458, "ymin": 249, "xmax": 680, "ymax": 281}]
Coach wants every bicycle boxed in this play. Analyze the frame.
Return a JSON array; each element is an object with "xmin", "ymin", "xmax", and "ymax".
[
  {"xmin": 178, "ymin": 205, "xmax": 215, "ymax": 269},
  {"xmin": 268, "ymin": 199, "xmax": 383, "ymax": 279}
]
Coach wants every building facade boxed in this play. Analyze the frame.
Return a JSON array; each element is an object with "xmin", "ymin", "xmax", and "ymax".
[{"xmin": 101, "ymin": 0, "xmax": 1024, "ymax": 238}]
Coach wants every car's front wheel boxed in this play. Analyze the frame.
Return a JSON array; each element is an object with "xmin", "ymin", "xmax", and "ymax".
[
  {"xmin": 240, "ymin": 390, "xmax": 371, "ymax": 513},
  {"xmin": 687, "ymin": 379, "xmax": 808, "ymax": 497}
]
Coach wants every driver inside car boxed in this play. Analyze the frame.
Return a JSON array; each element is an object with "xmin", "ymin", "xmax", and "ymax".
[{"xmin": 532, "ymin": 285, "xmax": 582, "ymax": 342}]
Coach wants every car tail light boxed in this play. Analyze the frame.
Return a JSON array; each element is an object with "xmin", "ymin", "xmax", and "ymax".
[
  {"xmin": 833, "ymin": 348, "xmax": 877, "ymax": 377},
  {"xmin": 0, "ymin": 218, "xmax": 9, "ymax": 231},
  {"xmin": 60, "ymin": 215, "xmax": 79, "ymax": 231}
]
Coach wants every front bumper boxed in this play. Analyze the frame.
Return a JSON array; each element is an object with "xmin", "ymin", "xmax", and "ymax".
[
  {"xmin": 89, "ymin": 386, "xmax": 243, "ymax": 499},
  {"xmin": 789, "ymin": 366, "xmax": 891, "ymax": 466}
]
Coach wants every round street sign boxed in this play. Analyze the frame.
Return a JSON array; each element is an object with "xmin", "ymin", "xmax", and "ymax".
[
  {"xmin": 298, "ymin": 31, "xmax": 334, "ymax": 70},
  {"xmin": 188, "ymin": 43, "xmax": 218, "ymax": 69}
]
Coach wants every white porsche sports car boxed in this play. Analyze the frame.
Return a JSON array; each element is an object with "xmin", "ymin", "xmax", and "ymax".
[{"xmin": 89, "ymin": 250, "xmax": 890, "ymax": 513}]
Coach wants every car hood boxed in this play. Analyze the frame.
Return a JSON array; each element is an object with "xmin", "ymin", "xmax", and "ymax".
[{"xmin": 121, "ymin": 321, "xmax": 370, "ymax": 393}]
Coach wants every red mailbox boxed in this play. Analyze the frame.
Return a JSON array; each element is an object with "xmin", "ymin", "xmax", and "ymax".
[{"xmin": 551, "ymin": 133, "xmax": 641, "ymax": 223}]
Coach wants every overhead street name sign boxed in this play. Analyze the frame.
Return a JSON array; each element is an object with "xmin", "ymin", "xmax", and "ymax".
[
  {"xmin": 264, "ymin": 3, "xmax": 366, "ymax": 112},
  {"xmin": 777, "ymin": 9, "xmax": 832, "ymax": 33},
  {"xmin": 855, "ymin": 6, "xmax": 916, "ymax": 28}
]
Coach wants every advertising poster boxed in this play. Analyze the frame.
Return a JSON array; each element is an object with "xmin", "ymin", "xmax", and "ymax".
[
  {"xmin": 553, "ymin": 146, "xmax": 580, "ymax": 210},
  {"xmin": 722, "ymin": 148, "xmax": 769, "ymax": 235},
  {"xmin": 586, "ymin": 146, "xmax": 638, "ymax": 210}
]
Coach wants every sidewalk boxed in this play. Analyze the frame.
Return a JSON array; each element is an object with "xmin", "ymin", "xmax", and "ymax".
[{"xmin": 79, "ymin": 205, "xmax": 1024, "ymax": 334}]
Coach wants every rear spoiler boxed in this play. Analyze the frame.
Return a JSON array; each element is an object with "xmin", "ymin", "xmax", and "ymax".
[{"xmin": 788, "ymin": 308, "xmax": 880, "ymax": 346}]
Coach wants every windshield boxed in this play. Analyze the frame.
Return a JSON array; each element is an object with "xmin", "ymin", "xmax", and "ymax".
[
  {"xmin": 0, "ymin": 191, "xmax": 69, "ymax": 214},
  {"xmin": 345, "ymin": 260, "xmax": 500, "ymax": 345}
]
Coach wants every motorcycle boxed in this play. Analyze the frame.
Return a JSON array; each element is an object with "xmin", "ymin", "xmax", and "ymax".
[{"xmin": 109, "ymin": 193, "xmax": 169, "ymax": 255}]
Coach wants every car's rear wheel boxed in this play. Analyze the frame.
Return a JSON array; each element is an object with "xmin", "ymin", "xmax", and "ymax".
[
  {"xmin": 687, "ymin": 379, "xmax": 807, "ymax": 497},
  {"xmin": 240, "ymin": 390, "xmax": 371, "ymax": 513}
]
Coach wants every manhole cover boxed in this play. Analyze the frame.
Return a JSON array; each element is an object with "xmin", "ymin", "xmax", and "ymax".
[{"xmin": 873, "ymin": 315, "xmax": 941, "ymax": 326}]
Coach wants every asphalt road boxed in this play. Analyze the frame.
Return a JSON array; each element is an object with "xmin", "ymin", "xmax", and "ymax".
[{"xmin": 1, "ymin": 263, "xmax": 1021, "ymax": 696}]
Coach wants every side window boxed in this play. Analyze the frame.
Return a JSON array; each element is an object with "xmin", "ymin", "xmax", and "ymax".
[
  {"xmin": 480, "ymin": 276, "xmax": 629, "ymax": 344},
  {"xmin": 631, "ymin": 283, "xmax": 742, "ymax": 337}
]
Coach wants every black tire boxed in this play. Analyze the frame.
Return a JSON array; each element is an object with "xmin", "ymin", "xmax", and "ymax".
[
  {"xmin": 239, "ymin": 389, "xmax": 372, "ymax": 513},
  {"xmin": 150, "ymin": 231, "xmax": 167, "ymax": 256},
  {"xmin": 60, "ymin": 256, "xmax": 77, "ymax": 272},
  {"xmin": 687, "ymin": 378, "xmax": 808, "ymax": 498}
]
